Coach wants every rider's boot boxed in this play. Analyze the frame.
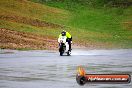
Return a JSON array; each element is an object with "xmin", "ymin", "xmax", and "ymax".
[{"xmin": 69, "ymin": 43, "xmax": 71, "ymax": 51}]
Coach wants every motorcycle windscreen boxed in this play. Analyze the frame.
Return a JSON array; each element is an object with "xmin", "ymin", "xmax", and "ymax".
[{"xmin": 59, "ymin": 36, "xmax": 67, "ymax": 43}]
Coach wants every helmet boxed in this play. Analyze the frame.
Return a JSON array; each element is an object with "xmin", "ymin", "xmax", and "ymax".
[
  {"xmin": 61, "ymin": 30, "xmax": 66, "ymax": 36},
  {"xmin": 61, "ymin": 31, "xmax": 66, "ymax": 36}
]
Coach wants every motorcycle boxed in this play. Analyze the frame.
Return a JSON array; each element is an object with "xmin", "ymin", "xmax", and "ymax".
[{"xmin": 58, "ymin": 36, "xmax": 71, "ymax": 56}]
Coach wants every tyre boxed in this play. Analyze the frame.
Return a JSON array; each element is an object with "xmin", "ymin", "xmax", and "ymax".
[
  {"xmin": 60, "ymin": 51, "xmax": 63, "ymax": 56},
  {"xmin": 67, "ymin": 51, "xmax": 71, "ymax": 56},
  {"xmin": 59, "ymin": 44, "xmax": 64, "ymax": 56}
]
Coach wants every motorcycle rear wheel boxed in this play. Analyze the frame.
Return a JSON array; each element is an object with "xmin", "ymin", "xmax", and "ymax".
[{"xmin": 67, "ymin": 51, "xmax": 71, "ymax": 56}]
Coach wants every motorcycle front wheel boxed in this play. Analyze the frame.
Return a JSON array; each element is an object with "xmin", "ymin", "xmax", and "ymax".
[{"xmin": 59, "ymin": 44, "xmax": 64, "ymax": 56}]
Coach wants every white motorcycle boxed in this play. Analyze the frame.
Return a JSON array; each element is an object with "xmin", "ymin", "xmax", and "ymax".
[{"xmin": 58, "ymin": 36, "xmax": 71, "ymax": 56}]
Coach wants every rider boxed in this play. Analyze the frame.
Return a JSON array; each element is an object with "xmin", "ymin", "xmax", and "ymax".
[{"xmin": 58, "ymin": 30, "xmax": 72, "ymax": 51}]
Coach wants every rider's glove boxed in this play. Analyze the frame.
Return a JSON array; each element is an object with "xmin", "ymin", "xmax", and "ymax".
[{"xmin": 71, "ymin": 41, "xmax": 72, "ymax": 44}]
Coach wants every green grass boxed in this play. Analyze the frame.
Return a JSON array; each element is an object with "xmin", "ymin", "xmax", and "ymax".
[
  {"xmin": 0, "ymin": 0, "xmax": 69, "ymax": 37},
  {"xmin": 0, "ymin": 0, "xmax": 69, "ymax": 24},
  {"xmin": 0, "ymin": 20, "xmax": 61, "ymax": 38},
  {"xmin": 0, "ymin": 0, "xmax": 132, "ymax": 49},
  {"xmin": 42, "ymin": 1, "xmax": 132, "ymax": 48}
]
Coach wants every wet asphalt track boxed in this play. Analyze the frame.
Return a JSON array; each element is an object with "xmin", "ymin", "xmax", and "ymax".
[{"xmin": 0, "ymin": 49, "xmax": 132, "ymax": 88}]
